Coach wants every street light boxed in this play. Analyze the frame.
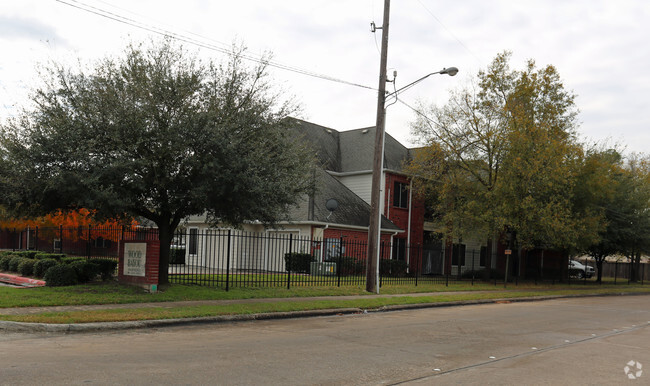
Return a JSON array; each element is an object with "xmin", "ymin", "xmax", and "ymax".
[
  {"xmin": 386, "ymin": 67, "xmax": 459, "ymax": 98},
  {"xmin": 366, "ymin": 66, "xmax": 458, "ymax": 294}
]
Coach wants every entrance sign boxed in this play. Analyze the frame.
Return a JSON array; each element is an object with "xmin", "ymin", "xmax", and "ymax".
[{"xmin": 124, "ymin": 242, "xmax": 147, "ymax": 277}]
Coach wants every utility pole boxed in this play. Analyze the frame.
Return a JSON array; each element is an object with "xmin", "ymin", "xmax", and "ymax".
[{"xmin": 366, "ymin": 0, "xmax": 390, "ymax": 293}]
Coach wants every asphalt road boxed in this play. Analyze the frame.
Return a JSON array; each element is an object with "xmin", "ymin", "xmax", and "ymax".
[{"xmin": 1, "ymin": 295, "xmax": 648, "ymax": 385}]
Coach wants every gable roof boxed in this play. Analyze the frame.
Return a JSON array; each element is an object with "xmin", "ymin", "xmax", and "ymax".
[
  {"xmin": 290, "ymin": 119, "xmax": 411, "ymax": 174},
  {"xmin": 286, "ymin": 168, "xmax": 401, "ymax": 231}
]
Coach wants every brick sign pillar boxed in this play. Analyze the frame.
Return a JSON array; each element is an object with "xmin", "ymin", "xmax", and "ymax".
[{"xmin": 118, "ymin": 240, "xmax": 161, "ymax": 292}]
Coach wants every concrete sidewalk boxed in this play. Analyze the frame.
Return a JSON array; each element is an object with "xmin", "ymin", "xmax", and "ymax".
[{"xmin": 2, "ymin": 289, "xmax": 648, "ymax": 334}]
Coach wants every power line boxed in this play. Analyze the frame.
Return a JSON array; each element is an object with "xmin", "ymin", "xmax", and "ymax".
[
  {"xmin": 415, "ymin": 0, "xmax": 484, "ymax": 67},
  {"xmin": 55, "ymin": 0, "xmax": 376, "ymax": 91}
]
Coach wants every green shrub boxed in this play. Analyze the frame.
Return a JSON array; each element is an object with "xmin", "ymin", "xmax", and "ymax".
[
  {"xmin": 93, "ymin": 258, "xmax": 118, "ymax": 281},
  {"xmin": 170, "ymin": 248, "xmax": 186, "ymax": 264},
  {"xmin": 0, "ymin": 255, "xmax": 12, "ymax": 271},
  {"xmin": 62, "ymin": 256, "xmax": 86, "ymax": 264},
  {"xmin": 8, "ymin": 251, "xmax": 37, "ymax": 259},
  {"xmin": 69, "ymin": 260, "xmax": 100, "ymax": 283},
  {"xmin": 461, "ymin": 269, "xmax": 486, "ymax": 279},
  {"xmin": 0, "ymin": 251, "xmax": 13, "ymax": 258},
  {"xmin": 34, "ymin": 253, "xmax": 65, "ymax": 261},
  {"xmin": 8, "ymin": 256, "xmax": 26, "ymax": 272},
  {"xmin": 44, "ymin": 264, "xmax": 78, "ymax": 287},
  {"xmin": 34, "ymin": 258, "xmax": 59, "ymax": 278},
  {"xmin": 284, "ymin": 253, "xmax": 314, "ymax": 273},
  {"xmin": 339, "ymin": 257, "xmax": 365, "ymax": 276},
  {"xmin": 18, "ymin": 259, "xmax": 36, "ymax": 277},
  {"xmin": 380, "ymin": 259, "xmax": 408, "ymax": 277}
]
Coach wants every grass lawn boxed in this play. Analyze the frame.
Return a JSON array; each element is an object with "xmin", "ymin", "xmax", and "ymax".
[{"xmin": 1, "ymin": 280, "xmax": 649, "ymax": 324}]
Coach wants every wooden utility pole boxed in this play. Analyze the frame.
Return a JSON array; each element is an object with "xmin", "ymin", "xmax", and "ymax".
[{"xmin": 366, "ymin": 0, "xmax": 391, "ymax": 293}]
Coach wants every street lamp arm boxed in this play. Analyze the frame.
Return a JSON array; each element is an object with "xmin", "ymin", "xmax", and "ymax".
[{"xmin": 386, "ymin": 67, "xmax": 458, "ymax": 98}]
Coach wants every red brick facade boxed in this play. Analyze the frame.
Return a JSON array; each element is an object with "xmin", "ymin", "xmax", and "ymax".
[
  {"xmin": 118, "ymin": 239, "xmax": 160, "ymax": 291},
  {"xmin": 383, "ymin": 172, "xmax": 425, "ymax": 248}
]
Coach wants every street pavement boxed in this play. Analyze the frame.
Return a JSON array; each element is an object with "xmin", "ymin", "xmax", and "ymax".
[{"xmin": 0, "ymin": 295, "xmax": 648, "ymax": 385}]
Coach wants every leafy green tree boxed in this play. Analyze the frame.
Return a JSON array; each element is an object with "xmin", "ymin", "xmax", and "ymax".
[
  {"xmin": 408, "ymin": 53, "xmax": 514, "ymax": 277},
  {"xmin": 408, "ymin": 52, "xmax": 595, "ymax": 274},
  {"xmin": 617, "ymin": 155, "xmax": 650, "ymax": 281},
  {"xmin": 1, "ymin": 40, "xmax": 315, "ymax": 284}
]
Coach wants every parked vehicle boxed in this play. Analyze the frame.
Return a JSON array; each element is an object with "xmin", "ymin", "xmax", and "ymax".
[{"xmin": 569, "ymin": 260, "xmax": 595, "ymax": 279}]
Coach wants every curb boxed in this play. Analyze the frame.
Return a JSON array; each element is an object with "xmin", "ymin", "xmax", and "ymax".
[
  {"xmin": 0, "ymin": 273, "xmax": 45, "ymax": 288},
  {"xmin": 2, "ymin": 292, "xmax": 648, "ymax": 334},
  {"xmin": 0, "ymin": 308, "xmax": 365, "ymax": 333}
]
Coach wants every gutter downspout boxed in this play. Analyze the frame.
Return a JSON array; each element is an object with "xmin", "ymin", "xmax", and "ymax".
[{"xmin": 406, "ymin": 180, "xmax": 413, "ymax": 269}]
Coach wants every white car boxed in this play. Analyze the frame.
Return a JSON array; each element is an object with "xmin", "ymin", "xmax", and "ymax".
[{"xmin": 569, "ymin": 260, "xmax": 595, "ymax": 279}]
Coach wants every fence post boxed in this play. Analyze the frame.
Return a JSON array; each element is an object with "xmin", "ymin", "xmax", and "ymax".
[
  {"xmin": 87, "ymin": 226, "xmax": 92, "ymax": 260},
  {"xmin": 471, "ymin": 250, "xmax": 475, "ymax": 286},
  {"xmin": 379, "ymin": 240, "xmax": 384, "ymax": 288},
  {"xmin": 415, "ymin": 244, "xmax": 420, "ymax": 287},
  {"xmin": 445, "ymin": 250, "xmax": 449, "ymax": 287},
  {"xmin": 614, "ymin": 261, "xmax": 618, "ymax": 284},
  {"xmin": 287, "ymin": 234, "xmax": 293, "ymax": 290},
  {"xmin": 59, "ymin": 225, "xmax": 63, "ymax": 254},
  {"xmin": 225, "ymin": 230, "xmax": 231, "ymax": 292},
  {"xmin": 34, "ymin": 227, "xmax": 39, "ymax": 251},
  {"xmin": 337, "ymin": 236, "xmax": 343, "ymax": 287}
]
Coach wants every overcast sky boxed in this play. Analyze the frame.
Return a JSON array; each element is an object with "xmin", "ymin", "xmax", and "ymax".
[{"xmin": 1, "ymin": 0, "xmax": 648, "ymax": 154}]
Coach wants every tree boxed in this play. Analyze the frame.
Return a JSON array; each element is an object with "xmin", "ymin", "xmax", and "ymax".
[
  {"xmin": 408, "ymin": 52, "xmax": 595, "ymax": 271},
  {"xmin": 616, "ymin": 155, "xmax": 650, "ymax": 282},
  {"xmin": 1, "ymin": 40, "xmax": 315, "ymax": 284},
  {"xmin": 582, "ymin": 152, "xmax": 650, "ymax": 282},
  {"xmin": 407, "ymin": 53, "xmax": 513, "ymax": 278}
]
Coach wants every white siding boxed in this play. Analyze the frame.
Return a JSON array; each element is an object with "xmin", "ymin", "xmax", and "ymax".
[
  {"xmin": 450, "ymin": 235, "xmax": 486, "ymax": 276},
  {"xmin": 337, "ymin": 173, "xmax": 373, "ymax": 204}
]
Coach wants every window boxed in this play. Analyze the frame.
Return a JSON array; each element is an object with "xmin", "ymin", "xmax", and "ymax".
[
  {"xmin": 93, "ymin": 237, "xmax": 112, "ymax": 248},
  {"xmin": 393, "ymin": 181, "xmax": 409, "ymax": 208},
  {"xmin": 480, "ymin": 246, "xmax": 488, "ymax": 267},
  {"xmin": 188, "ymin": 228, "xmax": 198, "ymax": 255},
  {"xmin": 392, "ymin": 238, "xmax": 406, "ymax": 261},
  {"xmin": 451, "ymin": 243, "xmax": 466, "ymax": 266}
]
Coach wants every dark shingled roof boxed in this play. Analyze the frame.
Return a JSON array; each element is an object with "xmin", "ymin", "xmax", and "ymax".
[
  {"xmin": 286, "ymin": 168, "xmax": 400, "ymax": 231},
  {"xmin": 289, "ymin": 119, "xmax": 410, "ymax": 173}
]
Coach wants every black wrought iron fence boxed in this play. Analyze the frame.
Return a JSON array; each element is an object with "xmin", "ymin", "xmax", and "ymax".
[{"xmin": 1, "ymin": 226, "xmax": 647, "ymax": 289}]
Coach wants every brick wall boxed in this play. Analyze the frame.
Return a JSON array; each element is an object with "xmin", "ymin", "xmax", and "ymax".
[
  {"xmin": 118, "ymin": 239, "xmax": 160, "ymax": 291},
  {"xmin": 384, "ymin": 172, "xmax": 425, "ymax": 247}
]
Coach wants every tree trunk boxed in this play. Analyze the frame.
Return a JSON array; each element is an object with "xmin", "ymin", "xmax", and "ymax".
[
  {"xmin": 630, "ymin": 251, "xmax": 641, "ymax": 283},
  {"xmin": 157, "ymin": 222, "xmax": 173, "ymax": 285},
  {"xmin": 595, "ymin": 257, "xmax": 604, "ymax": 283}
]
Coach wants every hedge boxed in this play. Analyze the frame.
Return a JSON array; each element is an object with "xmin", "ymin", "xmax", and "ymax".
[
  {"xmin": 284, "ymin": 253, "xmax": 314, "ymax": 273},
  {"xmin": 34, "ymin": 259, "xmax": 59, "ymax": 278},
  {"xmin": 34, "ymin": 253, "xmax": 66, "ymax": 261},
  {"xmin": 8, "ymin": 256, "xmax": 26, "ymax": 272},
  {"xmin": 44, "ymin": 264, "xmax": 78, "ymax": 287},
  {"xmin": 18, "ymin": 259, "xmax": 36, "ymax": 277},
  {"xmin": 92, "ymin": 258, "xmax": 118, "ymax": 281},
  {"xmin": 0, "ymin": 254, "xmax": 12, "ymax": 271},
  {"xmin": 170, "ymin": 248, "xmax": 186, "ymax": 264},
  {"xmin": 379, "ymin": 259, "xmax": 408, "ymax": 277}
]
